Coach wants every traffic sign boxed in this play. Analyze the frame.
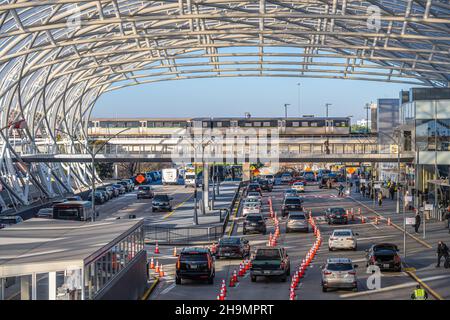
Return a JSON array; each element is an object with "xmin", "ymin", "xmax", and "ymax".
[
  {"xmin": 405, "ymin": 217, "xmax": 415, "ymax": 225},
  {"xmin": 135, "ymin": 174, "xmax": 146, "ymax": 184},
  {"xmin": 424, "ymin": 204, "xmax": 434, "ymax": 211}
]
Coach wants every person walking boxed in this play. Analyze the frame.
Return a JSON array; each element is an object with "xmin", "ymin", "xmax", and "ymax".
[
  {"xmin": 389, "ymin": 184, "xmax": 395, "ymax": 200},
  {"xmin": 411, "ymin": 284, "xmax": 428, "ymax": 300},
  {"xmin": 361, "ymin": 184, "xmax": 366, "ymax": 198},
  {"xmin": 378, "ymin": 191, "xmax": 383, "ymax": 206},
  {"xmin": 436, "ymin": 241, "xmax": 449, "ymax": 267},
  {"xmin": 414, "ymin": 211, "xmax": 421, "ymax": 233},
  {"xmin": 338, "ymin": 184, "xmax": 344, "ymax": 197}
]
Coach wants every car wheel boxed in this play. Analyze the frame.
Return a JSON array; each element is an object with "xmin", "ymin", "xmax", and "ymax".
[
  {"xmin": 175, "ymin": 276, "xmax": 181, "ymax": 285},
  {"xmin": 286, "ymin": 228, "xmax": 290, "ymax": 233},
  {"xmin": 352, "ymin": 286, "xmax": 358, "ymax": 292},
  {"xmin": 207, "ymin": 276, "xmax": 214, "ymax": 284},
  {"xmin": 251, "ymin": 275, "xmax": 256, "ymax": 282},
  {"xmin": 262, "ymin": 230, "xmax": 267, "ymax": 235},
  {"xmin": 322, "ymin": 286, "xmax": 327, "ymax": 292},
  {"xmin": 329, "ymin": 247, "xmax": 333, "ymax": 251},
  {"xmin": 281, "ymin": 275, "xmax": 287, "ymax": 282},
  {"xmin": 243, "ymin": 230, "xmax": 247, "ymax": 235},
  {"xmin": 353, "ymin": 246, "xmax": 357, "ymax": 251},
  {"xmin": 152, "ymin": 208, "xmax": 155, "ymax": 212}
]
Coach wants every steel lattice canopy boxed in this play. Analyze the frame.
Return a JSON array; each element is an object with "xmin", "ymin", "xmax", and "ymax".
[{"xmin": 0, "ymin": 0, "xmax": 449, "ymax": 135}]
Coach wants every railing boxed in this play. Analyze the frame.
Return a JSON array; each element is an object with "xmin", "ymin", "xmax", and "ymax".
[
  {"xmin": 144, "ymin": 224, "xmax": 223, "ymax": 245},
  {"xmin": 221, "ymin": 181, "xmax": 247, "ymax": 235}
]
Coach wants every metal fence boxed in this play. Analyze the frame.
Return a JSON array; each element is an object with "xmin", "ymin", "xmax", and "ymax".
[{"xmin": 144, "ymin": 224, "xmax": 223, "ymax": 245}]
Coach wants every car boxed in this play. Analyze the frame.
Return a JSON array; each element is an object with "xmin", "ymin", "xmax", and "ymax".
[
  {"xmin": 96, "ymin": 187, "xmax": 113, "ymax": 200},
  {"xmin": 365, "ymin": 243, "xmax": 402, "ymax": 272},
  {"xmin": 280, "ymin": 173, "xmax": 292, "ymax": 183},
  {"xmin": 137, "ymin": 185, "xmax": 154, "ymax": 199},
  {"xmin": 0, "ymin": 215, "xmax": 24, "ymax": 227},
  {"xmin": 216, "ymin": 236, "xmax": 250, "ymax": 258},
  {"xmin": 284, "ymin": 189, "xmax": 299, "ymax": 198},
  {"xmin": 247, "ymin": 184, "xmax": 262, "ymax": 196},
  {"xmin": 97, "ymin": 189, "xmax": 110, "ymax": 202},
  {"xmin": 243, "ymin": 213, "xmax": 267, "ymax": 235},
  {"xmin": 258, "ymin": 179, "xmax": 273, "ymax": 192},
  {"xmin": 87, "ymin": 191, "xmax": 105, "ymax": 204},
  {"xmin": 264, "ymin": 174, "xmax": 275, "ymax": 185},
  {"xmin": 242, "ymin": 202, "xmax": 262, "ymax": 216},
  {"xmin": 175, "ymin": 247, "xmax": 215, "ymax": 285},
  {"xmin": 302, "ymin": 172, "xmax": 316, "ymax": 182},
  {"xmin": 321, "ymin": 257, "xmax": 358, "ymax": 292},
  {"xmin": 117, "ymin": 180, "xmax": 132, "ymax": 192},
  {"xmin": 152, "ymin": 194, "xmax": 173, "ymax": 212},
  {"xmin": 292, "ymin": 182, "xmax": 305, "ymax": 192},
  {"xmin": 281, "ymin": 197, "xmax": 303, "ymax": 217},
  {"xmin": 286, "ymin": 211, "xmax": 309, "ymax": 233},
  {"xmin": 328, "ymin": 229, "xmax": 358, "ymax": 251},
  {"xmin": 324, "ymin": 207, "xmax": 348, "ymax": 224},
  {"xmin": 65, "ymin": 195, "xmax": 83, "ymax": 202},
  {"xmin": 246, "ymin": 192, "xmax": 262, "ymax": 202},
  {"xmin": 112, "ymin": 184, "xmax": 126, "ymax": 194},
  {"xmin": 250, "ymin": 246, "xmax": 290, "ymax": 282},
  {"xmin": 35, "ymin": 208, "xmax": 53, "ymax": 219}
]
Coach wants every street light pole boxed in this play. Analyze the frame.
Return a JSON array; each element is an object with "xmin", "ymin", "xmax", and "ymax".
[
  {"xmin": 365, "ymin": 103, "xmax": 371, "ymax": 133},
  {"xmin": 55, "ymin": 127, "xmax": 130, "ymax": 222},
  {"xmin": 297, "ymin": 83, "xmax": 301, "ymax": 116},
  {"xmin": 284, "ymin": 104, "xmax": 290, "ymax": 119},
  {"xmin": 325, "ymin": 103, "xmax": 332, "ymax": 118}
]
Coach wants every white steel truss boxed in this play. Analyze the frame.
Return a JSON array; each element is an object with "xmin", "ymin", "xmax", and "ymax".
[{"xmin": 0, "ymin": 0, "xmax": 449, "ymax": 209}]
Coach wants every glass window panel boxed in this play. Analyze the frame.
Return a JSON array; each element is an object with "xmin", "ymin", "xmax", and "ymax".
[{"xmin": 36, "ymin": 273, "xmax": 49, "ymax": 300}]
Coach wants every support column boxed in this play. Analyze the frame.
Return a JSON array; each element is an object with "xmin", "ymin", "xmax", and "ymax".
[
  {"xmin": 203, "ymin": 162, "xmax": 209, "ymax": 214},
  {"xmin": 21, "ymin": 276, "xmax": 31, "ymax": 300},
  {"xmin": 48, "ymin": 272, "xmax": 56, "ymax": 300},
  {"xmin": 113, "ymin": 164, "xmax": 119, "ymax": 180}
]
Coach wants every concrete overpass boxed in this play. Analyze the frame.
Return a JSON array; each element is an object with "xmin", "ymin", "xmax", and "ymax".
[{"xmin": 17, "ymin": 152, "xmax": 415, "ymax": 164}]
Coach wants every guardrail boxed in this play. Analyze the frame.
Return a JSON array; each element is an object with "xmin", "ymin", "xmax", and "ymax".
[
  {"xmin": 221, "ymin": 181, "xmax": 247, "ymax": 235},
  {"xmin": 144, "ymin": 224, "xmax": 223, "ymax": 245}
]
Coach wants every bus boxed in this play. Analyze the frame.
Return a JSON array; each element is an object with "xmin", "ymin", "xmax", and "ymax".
[
  {"xmin": 53, "ymin": 201, "xmax": 96, "ymax": 221},
  {"xmin": 184, "ymin": 165, "xmax": 197, "ymax": 187}
]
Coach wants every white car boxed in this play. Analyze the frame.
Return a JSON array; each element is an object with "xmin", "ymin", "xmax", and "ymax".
[
  {"xmin": 242, "ymin": 203, "xmax": 261, "ymax": 216},
  {"xmin": 246, "ymin": 192, "xmax": 262, "ymax": 202},
  {"xmin": 321, "ymin": 257, "xmax": 358, "ymax": 292},
  {"xmin": 243, "ymin": 198, "xmax": 262, "ymax": 207},
  {"xmin": 35, "ymin": 208, "xmax": 53, "ymax": 219},
  {"xmin": 292, "ymin": 182, "xmax": 305, "ymax": 192},
  {"xmin": 328, "ymin": 229, "xmax": 358, "ymax": 251}
]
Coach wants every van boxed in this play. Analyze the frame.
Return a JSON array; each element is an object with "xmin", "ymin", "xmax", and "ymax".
[{"xmin": 53, "ymin": 201, "xmax": 96, "ymax": 221}]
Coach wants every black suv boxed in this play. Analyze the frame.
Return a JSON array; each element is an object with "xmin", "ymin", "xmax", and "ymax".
[
  {"xmin": 247, "ymin": 183, "xmax": 262, "ymax": 195},
  {"xmin": 152, "ymin": 194, "xmax": 173, "ymax": 212},
  {"xmin": 258, "ymin": 179, "xmax": 273, "ymax": 192},
  {"xmin": 281, "ymin": 197, "xmax": 303, "ymax": 217},
  {"xmin": 243, "ymin": 213, "xmax": 267, "ymax": 235},
  {"xmin": 324, "ymin": 207, "xmax": 348, "ymax": 224},
  {"xmin": 216, "ymin": 236, "xmax": 250, "ymax": 258},
  {"xmin": 175, "ymin": 247, "xmax": 215, "ymax": 284}
]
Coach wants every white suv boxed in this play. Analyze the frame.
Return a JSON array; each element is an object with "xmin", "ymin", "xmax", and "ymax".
[
  {"xmin": 328, "ymin": 229, "xmax": 358, "ymax": 251},
  {"xmin": 321, "ymin": 257, "xmax": 358, "ymax": 292}
]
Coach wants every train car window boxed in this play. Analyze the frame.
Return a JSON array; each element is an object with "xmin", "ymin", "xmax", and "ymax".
[
  {"xmin": 302, "ymin": 122, "xmax": 309, "ymax": 127},
  {"xmin": 292, "ymin": 122, "xmax": 299, "ymax": 127},
  {"xmin": 155, "ymin": 122, "xmax": 163, "ymax": 127},
  {"xmin": 88, "ymin": 121, "xmax": 95, "ymax": 128},
  {"xmin": 253, "ymin": 122, "xmax": 261, "ymax": 127},
  {"xmin": 203, "ymin": 122, "xmax": 208, "ymax": 128},
  {"xmin": 147, "ymin": 122, "xmax": 155, "ymax": 128},
  {"xmin": 263, "ymin": 122, "xmax": 271, "ymax": 127},
  {"xmin": 245, "ymin": 122, "xmax": 252, "ymax": 127},
  {"xmin": 216, "ymin": 122, "xmax": 222, "ymax": 127},
  {"xmin": 311, "ymin": 122, "xmax": 318, "ymax": 127},
  {"xmin": 163, "ymin": 122, "xmax": 173, "ymax": 127}
]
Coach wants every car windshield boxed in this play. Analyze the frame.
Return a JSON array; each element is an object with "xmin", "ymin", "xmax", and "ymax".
[
  {"xmin": 330, "ymin": 208, "xmax": 345, "ymax": 214},
  {"xmin": 289, "ymin": 214, "xmax": 305, "ymax": 220},
  {"xmin": 327, "ymin": 263, "xmax": 353, "ymax": 271},
  {"xmin": 255, "ymin": 249, "xmax": 281, "ymax": 260},
  {"xmin": 180, "ymin": 253, "xmax": 208, "ymax": 261},
  {"xmin": 219, "ymin": 238, "xmax": 241, "ymax": 245},
  {"xmin": 294, "ymin": 183, "xmax": 304, "ymax": 186},
  {"xmin": 248, "ymin": 192, "xmax": 260, "ymax": 197},
  {"xmin": 285, "ymin": 190, "xmax": 297, "ymax": 194},
  {"xmin": 113, "ymin": 184, "xmax": 122, "ymax": 188},
  {"xmin": 246, "ymin": 215, "xmax": 263, "ymax": 221},
  {"xmin": 333, "ymin": 231, "xmax": 352, "ymax": 237},
  {"xmin": 285, "ymin": 198, "xmax": 301, "ymax": 205},
  {"xmin": 139, "ymin": 186, "xmax": 151, "ymax": 190},
  {"xmin": 154, "ymin": 195, "xmax": 169, "ymax": 201},
  {"xmin": 266, "ymin": 175, "xmax": 274, "ymax": 179}
]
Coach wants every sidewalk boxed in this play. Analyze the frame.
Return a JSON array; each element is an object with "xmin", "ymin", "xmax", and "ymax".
[{"xmin": 349, "ymin": 188, "xmax": 450, "ymax": 299}]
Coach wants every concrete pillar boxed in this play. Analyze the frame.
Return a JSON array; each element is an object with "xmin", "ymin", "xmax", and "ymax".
[
  {"xmin": 21, "ymin": 276, "xmax": 30, "ymax": 300},
  {"xmin": 48, "ymin": 272, "xmax": 56, "ymax": 300},
  {"xmin": 203, "ymin": 162, "xmax": 209, "ymax": 213},
  {"xmin": 242, "ymin": 163, "xmax": 251, "ymax": 181},
  {"xmin": 113, "ymin": 164, "xmax": 119, "ymax": 179}
]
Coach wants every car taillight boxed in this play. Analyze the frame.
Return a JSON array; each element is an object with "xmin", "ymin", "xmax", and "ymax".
[
  {"xmin": 346, "ymin": 238, "xmax": 353, "ymax": 241},
  {"xmin": 394, "ymin": 255, "xmax": 401, "ymax": 263},
  {"xmin": 207, "ymin": 256, "xmax": 212, "ymax": 269},
  {"xmin": 329, "ymin": 237, "xmax": 336, "ymax": 241},
  {"xmin": 323, "ymin": 271, "xmax": 332, "ymax": 275},
  {"xmin": 370, "ymin": 256, "xmax": 376, "ymax": 263},
  {"xmin": 176, "ymin": 258, "xmax": 181, "ymax": 270},
  {"xmin": 348, "ymin": 271, "xmax": 356, "ymax": 275},
  {"xmin": 331, "ymin": 214, "xmax": 336, "ymax": 218}
]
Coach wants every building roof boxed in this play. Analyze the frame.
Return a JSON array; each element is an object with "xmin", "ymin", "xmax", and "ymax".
[{"xmin": 0, "ymin": 218, "xmax": 143, "ymax": 277}]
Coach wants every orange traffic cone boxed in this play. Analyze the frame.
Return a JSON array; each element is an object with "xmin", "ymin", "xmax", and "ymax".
[
  {"xmin": 375, "ymin": 216, "xmax": 379, "ymax": 225},
  {"xmin": 387, "ymin": 217, "xmax": 392, "ymax": 226},
  {"xmin": 150, "ymin": 257, "xmax": 155, "ymax": 269},
  {"xmin": 229, "ymin": 277, "xmax": 235, "ymax": 287},
  {"xmin": 233, "ymin": 270, "xmax": 239, "ymax": 283},
  {"xmin": 361, "ymin": 216, "xmax": 365, "ymax": 224},
  {"xmin": 173, "ymin": 246, "xmax": 177, "ymax": 257},
  {"xmin": 154, "ymin": 242, "xmax": 160, "ymax": 254},
  {"xmin": 159, "ymin": 264, "xmax": 165, "ymax": 277},
  {"xmin": 155, "ymin": 261, "xmax": 160, "ymax": 273}
]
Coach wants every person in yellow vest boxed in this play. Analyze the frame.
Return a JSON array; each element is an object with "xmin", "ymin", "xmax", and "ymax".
[{"xmin": 411, "ymin": 284, "xmax": 428, "ymax": 300}]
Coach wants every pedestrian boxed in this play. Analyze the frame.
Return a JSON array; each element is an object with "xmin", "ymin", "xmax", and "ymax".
[
  {"xmin": 378, "ymin": 191, "xmax": 383, "ymax": 206},
  {"xmin": 389, "ymin": 184, "xmax": 395, "ymax": 200},
  {"xmin": 361, "ymin": 184, "xmax": 366, "ymax": 198},
  {"xmin": 338, "ymin": 184, "xmax": 344, "ymax": 197},
  {"xmin": 414, "ymin": 211, "xmax": 421, "ymax": 233},
  {"xmin": 355, "ymin": 179, "xmax": 360, "ymax": 192},
  {"xmin": 436, "ymin": 241, "xmax": 449, "ymax": 268},
  {"xmin": 411, "ymin": 284, "xmax": 428, "ymax": 300}
]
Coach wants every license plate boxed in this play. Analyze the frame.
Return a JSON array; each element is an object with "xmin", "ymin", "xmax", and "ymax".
[
  {"xmin": 189, "ymin": 264, "xmax": 199, "ymax": 270},
  {"xmin": 383, "ymin": 264, "xmax": 390, "ymax": 268},
  {"xmin": 264, "ymin": 271, "xmax": 271, "ymax": 274},
  {"xmin": 224, "ymin": 253, "xmax": 230, "ymax": 256}
]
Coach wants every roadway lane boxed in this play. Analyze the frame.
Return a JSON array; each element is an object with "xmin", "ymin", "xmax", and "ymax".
[{"xmin": 149, "ymin": 180, "xmax": 446, "ymax": 300}]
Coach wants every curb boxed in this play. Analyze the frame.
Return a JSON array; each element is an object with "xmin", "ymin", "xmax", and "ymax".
[
  {"xmin": 141, "ymin": 277, "xmax": 160, "ymax": 300},
  {"xmin": 349, "ymin": 196, "xmax": 432, "ymax": 249}
]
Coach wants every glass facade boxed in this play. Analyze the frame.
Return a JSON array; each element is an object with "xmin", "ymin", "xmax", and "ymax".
[
  {"xmin": 416, "ymin": 119, "xmax": 450, "ymax": 151},
  {"xmin": 84, "ymin": 225, "xmax": 144, "ymax": 300}
]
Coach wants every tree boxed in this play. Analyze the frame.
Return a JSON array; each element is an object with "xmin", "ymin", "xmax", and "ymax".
[{"xmin": 95, "ymin": 162, "xmax": 114, "ymax": 179}]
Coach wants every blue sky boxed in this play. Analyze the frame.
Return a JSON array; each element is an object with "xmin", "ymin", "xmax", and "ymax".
[{"xmin": 93, "ymin": 77, "xmax": 415, "ymax": 121}]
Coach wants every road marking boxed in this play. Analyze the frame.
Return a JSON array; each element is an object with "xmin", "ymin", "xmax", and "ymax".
[
  {"xmin": 357, "ymin": 235, "xmax": 395, "ymax": 241},
  {"xmin": 369, "ymin": 222, "xmax": 380, "ymax": 230},
  {"xmin": 160, "ymin": 283, "xmax": 176, "ymax": 295},
  {"xmin": 163, "ymin": 194, "xmax": 194, "ymax": 219},
  {"xmin": 339, "ymin": 274, "xmax": 450, "ymax": 298}
]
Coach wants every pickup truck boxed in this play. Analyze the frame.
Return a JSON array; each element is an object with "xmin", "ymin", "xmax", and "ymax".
[{"xmin": 250, "ymin": 246, "xmax": 290, "ymax": 282}]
